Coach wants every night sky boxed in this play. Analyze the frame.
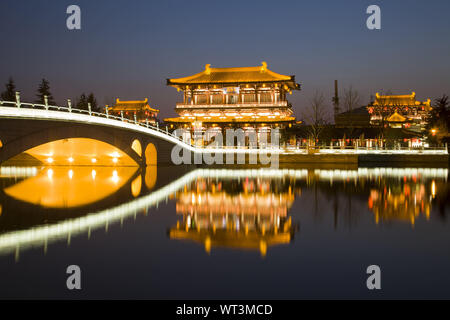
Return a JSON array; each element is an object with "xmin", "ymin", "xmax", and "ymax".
[{"xmin": 1, "ymin": 0, "xmax": 450, "ymax": 120}]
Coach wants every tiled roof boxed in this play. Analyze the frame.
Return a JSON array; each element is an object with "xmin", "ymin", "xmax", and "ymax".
[
  {"xmin": 167, "ymin": 62, "xmax": 300, "ymax": 90},
  {"xmin": 110, "ymin": 98, "xmax": 159, "ymax": 112},
  {"xmin": 373, "ymin": 92, "xmax": 431, "ymax": 107}
]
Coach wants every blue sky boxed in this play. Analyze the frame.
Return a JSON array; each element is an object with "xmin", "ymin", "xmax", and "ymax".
[{"xmin": 1, "ymin": 0, "xmax": 449, "ymax": 119}]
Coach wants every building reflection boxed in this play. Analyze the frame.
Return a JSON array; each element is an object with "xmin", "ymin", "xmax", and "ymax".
[
  {"xmin": 368, "ymin": 179, "xmax": 433, "ymax": 225},
  {"xmin": 313, "ymin": 168, "xmax": 446, "ymax": 226},
  {"xmin": 169, "ymin": 176, "xmax": 300, "ymax": 257}
]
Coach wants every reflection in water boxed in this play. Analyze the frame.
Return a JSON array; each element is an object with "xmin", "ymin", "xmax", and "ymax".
[
  {"xmin": 3, "ymin": 167, "xmax": 138, "ymax": 208},
  {"xmin": 313, "ymin": 168, "xmax": 446, "ymax": 225},
  {"xmin": 0, "ymin": 167, "xmax": 448, "ymax": 260},
  {"xmin": 170, "ymin": 177, "xmax": 299, "ymax": 257}
]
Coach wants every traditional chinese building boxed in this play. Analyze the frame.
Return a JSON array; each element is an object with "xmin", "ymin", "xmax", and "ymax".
[
  {"xmin": 164, "ymin": 62, "xmax": 301, "ymax": 144},
  {"xmin": 368, "ymin": 92, "xmax": 432, "ymax": 132},
  {"xmin": 108, "ymin": 98, "xmax": 159, "ymax": 124}
]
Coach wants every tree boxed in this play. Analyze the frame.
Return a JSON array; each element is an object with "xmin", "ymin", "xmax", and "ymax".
[
  {"xmin": 35, "ymin": 78, "xmax": 55, "ymax": 105},
  {"xmin": 427, "ymin": 94, "xmax": 449, "ymax": 144},
  {"xmin": 76, "ymin": 93, "xmax": 88, "ymax": 110},
  {"xmin": 302, "ymin": 90, "xmax": 329, "ymax": 145},
  {"xmin": 1, "ymin": 77, "xmax": 17, "ymax": 101},
  {"xmin": 87, "ymin": 93, "xmax": 98, "ymax": 112},
  {"xmin": 342, "ymin": 86, "xmax": 360, "ymax": 112},
  {"xmin": 340, "ymin": 86, "xmax": 361, "ymax": 142}
]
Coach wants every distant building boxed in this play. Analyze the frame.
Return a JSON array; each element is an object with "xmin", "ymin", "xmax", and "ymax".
[
  {"xmin": 334, "ymin": 106, "xmax": 370, "ymax": 128},
  {"xmin": 164, "ymin": 62, "xmax": 301, "ymax": 144},
  {"xmin": 335, "ymin": 92, "xmax": 432, "ymax": 133},
  {"xmin": 368, "ymin": 92, "xmax": 432, "ymax": 132},
  {"xmin": 108, "ymin": 98, "xmax": 159, "ymax": 124}
]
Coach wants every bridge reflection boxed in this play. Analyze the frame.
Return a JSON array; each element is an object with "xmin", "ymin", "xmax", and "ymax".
[
  {"xmin": 4, "ymin": 167, "xmax": 138, "ymax": 208},
  {"xmin": 0, "ymin": 167, "xmax": 447, "ymax": 260}
]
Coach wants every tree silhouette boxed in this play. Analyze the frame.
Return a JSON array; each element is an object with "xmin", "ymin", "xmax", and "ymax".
[
  {"xmin": 35, "ymin": 78, "xmax": 55, "ymax": 105},
  {"xmin": 427, "ymin": 94, "xmax": 449, "ymax": 144},
  {"xmin": 87, "ymin": 92, "xmax": 98, "ymax": 111},
  {"xmin": 76, "ymin": 93, "xmax": 88, "ymax": 110},
  {"xmin": 1, "ymin": 77, "xmax": 17, "ymax": 101},
  {"xmin": 302, "ymin": 90, "xmax": 329, "ymax": 145}
]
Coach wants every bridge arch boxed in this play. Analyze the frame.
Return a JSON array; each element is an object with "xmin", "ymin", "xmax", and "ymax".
[
  {"xmin": 131, "ymin": 139, "xmax": 142, "ymax": 157},
  {"xmin": 25, "ymin": 138, "xmax": 137, "ymax": 166},
  {"xmin": 145, "ymin": 143, "xmax": 157, "ymax": 166},
  {"xmin": 0, "ymin": 121, "xmax": 143, "ymax": 165}
]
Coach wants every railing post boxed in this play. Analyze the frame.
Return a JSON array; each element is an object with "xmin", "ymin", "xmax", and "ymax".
[
  {"xmin": 156, "ymin": 122, "xmax": 159, "ymax": 129},
  {"xmin": 67, "ymin": 99, "xmax": 72, "ymax": 112},
  {"xmin": 120, "ymin": 111, "xmax": 124, "ymax": 121},
  {"xmin": 88, "ymin": 103, "xmax": 92, "ymax": 115},
  {"xmin": 44, "ymin": 95, "xmax": 48, "ymax": 110},
  {"xmin": 166, "ymin": 126, "xmax": 168, "ymax": 133},
  {"xmin": 134, "ymin": 113, "xmax": 137, "ymax": 124},
  {"xmin": 145, "ymin": 119, "xmax": 149, "ymax": 128},
  {"xmin": 105, "ymin": 107, "xmax": 109, "ymax": 118},
  {"xmin": 15, "ymin": 91, "xmax": 21, "ymax": 108}
]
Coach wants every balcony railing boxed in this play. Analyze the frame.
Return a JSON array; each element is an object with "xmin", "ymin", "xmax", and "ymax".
[{"xmin": 176, "ymin": 101, "xmax": 289, "ymax": 109}]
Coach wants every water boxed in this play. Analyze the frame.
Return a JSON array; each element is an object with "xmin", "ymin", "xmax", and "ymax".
[{"xmin": 0, "ymin": 165, "xmax": 449, "ymax": 299}]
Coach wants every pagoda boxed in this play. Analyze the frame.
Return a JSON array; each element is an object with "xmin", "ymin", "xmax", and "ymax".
[
  {"xmin": 368, "ymin": 92, "xmax": 432, "ymax": 131},
  {"xmin": 165, "ymin": 62, "xmax": 301, "ymax": 143},
  {"xmin": 108, "ymin": 98, "xmax": 159, "ymax": 124}
]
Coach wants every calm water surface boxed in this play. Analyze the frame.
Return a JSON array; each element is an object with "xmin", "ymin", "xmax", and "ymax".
[{"xmin": 0, "ymin": 165, "xmax": 449, "ymax": 299}]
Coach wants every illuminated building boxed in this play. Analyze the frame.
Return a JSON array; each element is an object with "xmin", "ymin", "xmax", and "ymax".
[
  {"xmin": 108, "ymin": 98, "xmax": 159, "ymax": 124},
  {"xmin": 164, "ymin": 62, "xmax": 301, "ymax": 144},
  {"xmin": 368, "ymin": 92, "xmax": 432, "ymax": 132}
]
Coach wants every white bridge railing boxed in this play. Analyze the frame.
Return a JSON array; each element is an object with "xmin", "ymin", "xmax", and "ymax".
[{"xmin": 0, "ymin": 96, "xmax": 193, "ymax": 146}]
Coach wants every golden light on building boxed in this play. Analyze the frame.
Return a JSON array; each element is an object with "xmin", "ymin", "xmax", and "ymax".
[
  {"xmin": 164, "ymin": 62, "xmax": 301, "ymax": 144},
  {"xmin": 368, "ymin": 92, "xmax": 432, "ymax": 131},
  {"xmin": 109, "ymin": 98, "xmax": 159, "ymax": 124}
]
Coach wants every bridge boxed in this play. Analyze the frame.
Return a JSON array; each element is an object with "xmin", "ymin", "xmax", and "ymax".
[{"xmin": 0, "ymin": 98, "xmax": 197, "ymax": 166}]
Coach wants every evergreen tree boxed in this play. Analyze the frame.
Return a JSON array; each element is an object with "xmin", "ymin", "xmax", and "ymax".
[
  {"xmin": 1, "ymin": 77, "xmax": 17, "ymax": 101},
  {"xmin": 35, "ymin": 78, "xmax": 55, "ymax": 105},
  {"xmin": 427, "ymin": 94, "xmax": 450, "ymax": 144},
  {"xmin": 76, "ymin": 93, "xmax": 88, "ymax": 110},
  {"xmin": 87, "ymin": 92, "xmax": 98, "ymax": 111}
]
